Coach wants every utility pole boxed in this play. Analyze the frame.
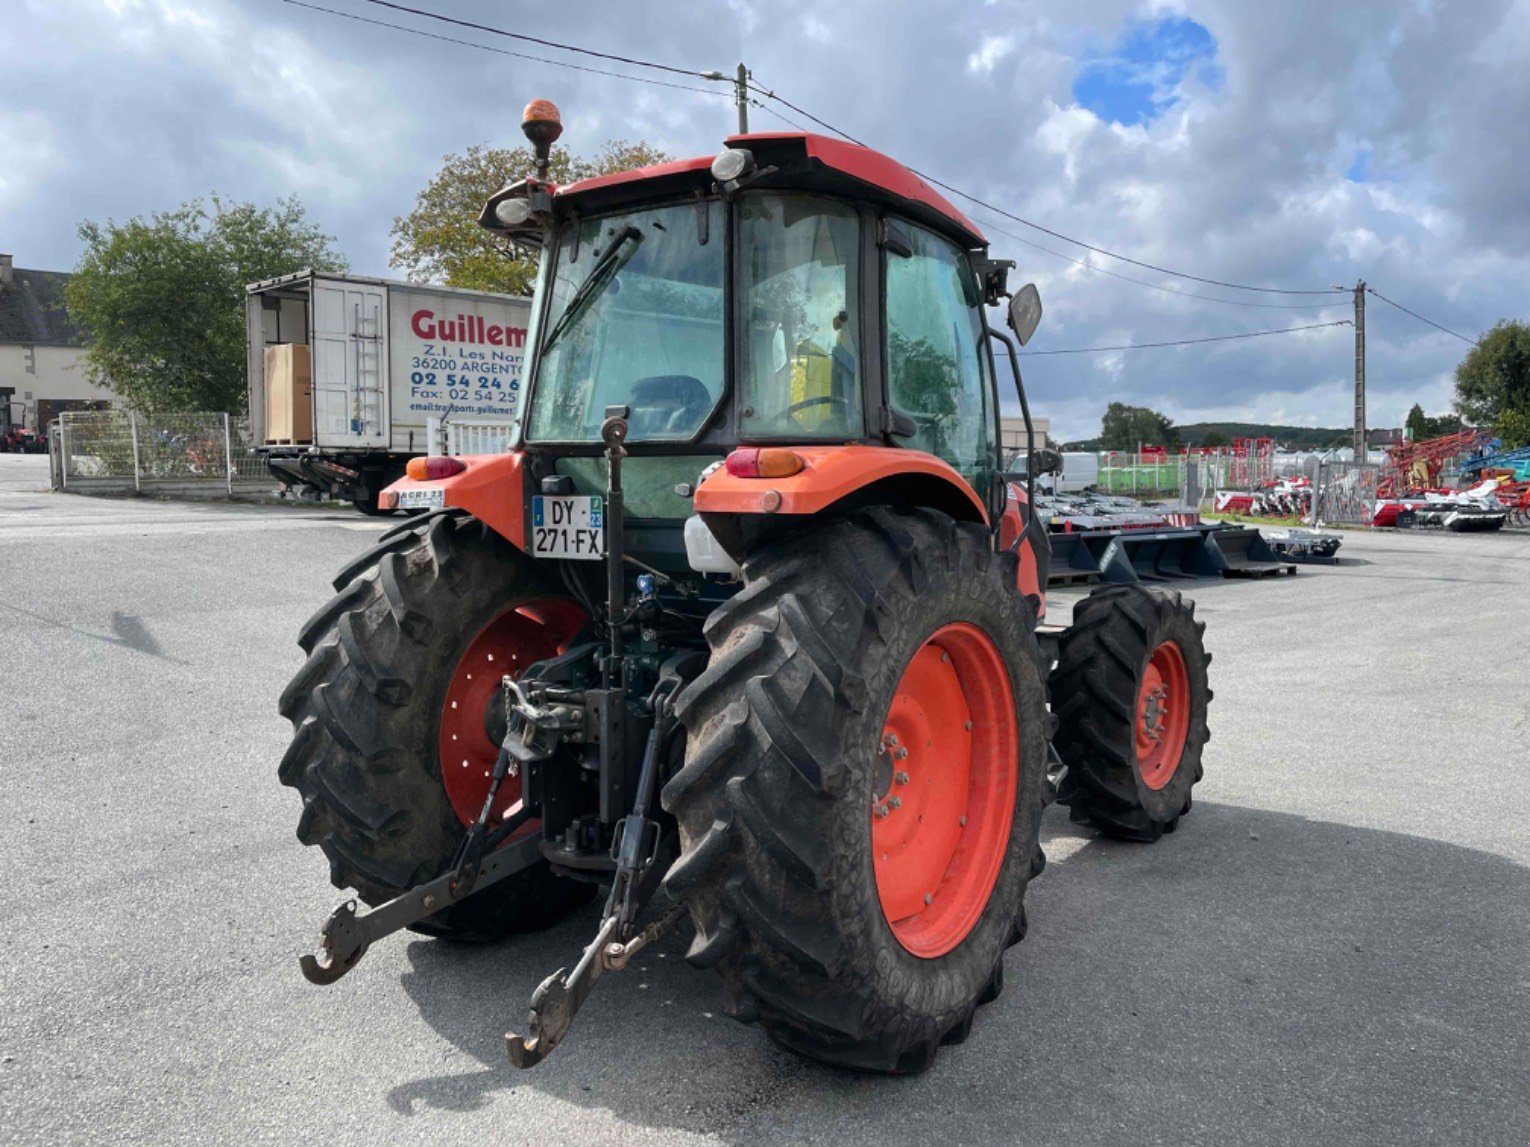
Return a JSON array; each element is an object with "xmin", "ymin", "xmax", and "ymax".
[
  {"xmin": 734, "ymin": 63, "xmax": 750, "ymax": 134},
  {"xmin": 1352, "ymin": 279, "xmax": 1366, "ymax": 461}
]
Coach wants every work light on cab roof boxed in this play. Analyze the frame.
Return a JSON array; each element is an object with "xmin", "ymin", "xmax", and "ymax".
[{"xmin": 481, "ymin": 97, "xmax": 563, "ymax": 234}]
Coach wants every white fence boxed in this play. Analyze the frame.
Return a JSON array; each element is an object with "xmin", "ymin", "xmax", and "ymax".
[
  {"xmin": 51, "ymin": 410, "xmax": 269, "ymax": 494},
  {"xmin": 425, "ymin": 415, "xmax": 516, "ymax": 457}
]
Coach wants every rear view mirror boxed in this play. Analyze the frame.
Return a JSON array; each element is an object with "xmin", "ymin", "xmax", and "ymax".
[
  {"xmin": 1007, "ymin": 283, "xmax": 1043, "ymax": 346},
  {"xmin": 1028, "ymin": 447, "xmax": 1063, "ymax": 477}
]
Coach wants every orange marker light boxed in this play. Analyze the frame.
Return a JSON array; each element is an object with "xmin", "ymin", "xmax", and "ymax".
[
  {"xmin": 522, "ymin": 99, "xmax": 562, "ymax": 129},
  {"xmin": 725, "ymin": 448, "xmax": 805, "ymax": 479},
  {"xmin": 406, "ymin": 456, "xmax": 468, "ymax": 481}
]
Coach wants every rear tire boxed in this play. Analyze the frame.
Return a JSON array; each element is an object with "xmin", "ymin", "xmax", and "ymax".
[
  {"xmin": 662, "ymin": 507, "xmax": 1050, "ymax": 1072},
  {"xmin": 278, "ymin": 513, "xmax": 592, "ymax": 940},
  {"xmin": 1052, "ymin": 586, "xmax": 1210, "ymax": 842}
]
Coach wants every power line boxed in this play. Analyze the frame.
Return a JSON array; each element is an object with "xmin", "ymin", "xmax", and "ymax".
[
  {"xmin": 281, "ymin": 5, "xmax": 1468, "ymax": 340},
  {"xmin": 750, "ymin": 99, "xmax": 813, "ymax": 134},
  {"xmin": 1016, "ymin": 320, "xmax": 1352, "ymax": 356},
  {"xmin": 970, "ymin": 216, "xmax": 1345, "ymax": 310},
  {"xmin": 747, "ymin": 78, "xmax": 1338, "ymax": 311},
  {"xmin": 358, "ymin": 0, "xmax": 711, "ymax": 78},
  {"xmin": 1366, "ymin": 288, "xmax": 1479, "ymax": 346},
  {"xmin": 745, "ymin": 77, "xmax": 1342, "ymax": 297},
  {"xmin": 276, "ymin": 0, "xmax": 729, "ymax": 97}
]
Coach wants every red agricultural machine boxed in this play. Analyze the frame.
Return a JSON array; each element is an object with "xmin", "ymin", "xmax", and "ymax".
[
  {"xmin": 281, "ymin": 101, "xmax": 1212, "ymax": 1072},
  {"xmin": 1379, "ymin": 428, "xmax": 1491, "ymax": 497}
]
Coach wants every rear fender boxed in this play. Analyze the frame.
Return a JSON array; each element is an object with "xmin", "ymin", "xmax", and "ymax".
[
  {"xmin": 693, "ymin": 445, "xmax": 988, "ymax": 523},
  {"xmin": 384, "ymin": 453, "xmax": 527, "ymax": 550}
]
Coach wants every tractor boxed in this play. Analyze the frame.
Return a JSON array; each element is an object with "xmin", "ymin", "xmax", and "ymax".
[{"xmin": 281, "ymin": 100, "xmax": 1211, "ymax": 1073}]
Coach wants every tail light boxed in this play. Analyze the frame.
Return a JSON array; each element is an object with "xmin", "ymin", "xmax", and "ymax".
[
  {"xmin": 405, "ymin": 456, "xmax": 468, "ymax": 481},
  {"xmin": 725, "ymin": 448, "xmax": 804, "ymax": 479}
]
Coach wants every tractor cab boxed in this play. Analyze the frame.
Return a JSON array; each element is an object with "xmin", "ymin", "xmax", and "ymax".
[{"xmin": 478, "ymin": 107, "xmax": 1039, "ymax": 554}]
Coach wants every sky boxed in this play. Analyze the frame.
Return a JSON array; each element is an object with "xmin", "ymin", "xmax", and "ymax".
[{"xmin": 4, "ymin": 0, "xmax": 1528, "ymax": 442}]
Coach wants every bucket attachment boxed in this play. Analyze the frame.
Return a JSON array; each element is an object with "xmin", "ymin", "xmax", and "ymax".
[
  {"xmin": 1207, "ymin": 526, "xmax": 1298, "ymax": 578},
  {"xmin": 1044, "ymin": 525, "xmax": 1294, "ymax": 588}
]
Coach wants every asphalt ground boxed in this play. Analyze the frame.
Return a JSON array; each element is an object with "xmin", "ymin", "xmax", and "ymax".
[{"xmin": 1, "ymin": 452, "xmax": 1526, "ymax": 1145}]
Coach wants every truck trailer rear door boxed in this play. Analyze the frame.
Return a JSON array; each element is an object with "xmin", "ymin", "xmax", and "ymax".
[{"xmin": 311, "ymin": 278, "xmax": 388, "ymax": 448}]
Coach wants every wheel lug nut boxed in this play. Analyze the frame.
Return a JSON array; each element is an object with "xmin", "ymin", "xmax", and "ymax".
[
  {"xmin": 894, "ymin": 771, "xmax": 910, "ymax": 785},
  {"xmin": 873, "ymin": 804, "xmax": 890, "ymax": 819},
  {"xmin": 895, "ymin": 747, "xmax": 909, "ymax": 760},
  {"xmin": 888, "ymin": 796, "xmax": 902, "ymax": 809}
]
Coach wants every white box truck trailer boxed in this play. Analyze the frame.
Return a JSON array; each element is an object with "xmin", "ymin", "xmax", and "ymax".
[{"xmin": 245, "ymin": 270, "xmax": 531, "ymax": 512}]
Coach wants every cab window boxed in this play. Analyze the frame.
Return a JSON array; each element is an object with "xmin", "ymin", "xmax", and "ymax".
[
  {"xmin": 738, "ymin": 195, "xmax": 863, "ymax": 439},
  {"xmin": 884, "ymin": 222, "xmax": 995, "ymax": 495}
]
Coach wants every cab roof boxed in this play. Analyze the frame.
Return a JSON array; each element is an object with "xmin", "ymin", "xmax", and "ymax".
[{"xmin": 554, "ymin": 132, "xmax": 986, "ymax": 249}]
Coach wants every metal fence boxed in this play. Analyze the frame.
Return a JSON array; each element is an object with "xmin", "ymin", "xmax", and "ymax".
[
  {"xmin": 1311, "ymin": 460, "xmax": 1381, "ymax": 526},
  {"xmin": 1097, "ymin": 456, "xmax": 1184, "ymax": 495},
  {"xmin": 425, "ymin": 415, "xmax": 516, "ymax": 457},
  {"xmin": 1102, "ymin": 450, "xmax": 1353, "ymax": 512},
  {"xmin": 52, "ymin": 410, "xmax": 270, "ymax": 494}
]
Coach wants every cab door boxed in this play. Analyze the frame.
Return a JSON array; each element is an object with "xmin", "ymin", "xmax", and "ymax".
[{"xmin": 881, "ymin": 219, "xmax": 998, "ymax": 503}]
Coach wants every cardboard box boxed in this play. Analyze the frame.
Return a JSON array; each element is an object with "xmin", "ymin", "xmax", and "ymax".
[{"xmin": 264, "ymin": 344, "xmax": 313, "ymax": 443}]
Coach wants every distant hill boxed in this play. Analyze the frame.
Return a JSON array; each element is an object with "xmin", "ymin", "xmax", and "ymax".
[
  {"xmin": 1177, "ymin": 422, "xmax": 1358, "ymax": 449},
  {"xmin": 1062, "ymin": 422, "xmax": 1378, "ymax": 451}
]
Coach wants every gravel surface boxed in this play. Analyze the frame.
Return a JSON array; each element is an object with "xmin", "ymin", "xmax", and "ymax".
[{"xmin": 2, "ymin": 453, "xmax": 1526, "ymax": 1145}]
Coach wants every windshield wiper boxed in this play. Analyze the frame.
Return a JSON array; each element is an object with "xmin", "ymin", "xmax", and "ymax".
[{"xmin": 539, "ymin": 226, "xmax": 643, "ymax": 358}]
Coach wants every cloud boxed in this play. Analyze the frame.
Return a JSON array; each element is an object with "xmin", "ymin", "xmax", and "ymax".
[
  {"xmin": 802, "ymin": 15, "xmax": 833, "ymax": 44},
  {"xmin": 967, "ymin": 34, "xmax": 1017, "ymax": 74},
  {"xmin": 7, "ymin": 0, "xmax": 1528, "ymax": 441},
  {"xmin": 0, "ymin": 109, "xmax": 61, "ymax": 217}
]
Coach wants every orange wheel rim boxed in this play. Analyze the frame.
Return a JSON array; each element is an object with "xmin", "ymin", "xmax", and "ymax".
[
  {"xmin": 1135, "ymin": 640, "xmax": 1190, "ymax": 790},
  {"xmin": 872, "ymin": 623, "xmax": 1018, "ymax": 958},
  {"xmin": 438, "ymin": 598, "xmax": 586, "ymax": 828}
]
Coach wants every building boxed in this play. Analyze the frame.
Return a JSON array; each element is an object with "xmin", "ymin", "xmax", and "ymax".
[
  {"xmin": 0, "ymin": 254, "xmax": 113, "ymax": 434},
  {"xmin": 999, "ymin": 414, "xmax": 1050, "ymax": 453}
]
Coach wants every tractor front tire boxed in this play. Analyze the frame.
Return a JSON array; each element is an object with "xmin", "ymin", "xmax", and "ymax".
[
  {"xmin": 278, "ymin": 513, "xmax": 591, "ymax": 940},
  {"xmin": 662, "ymin": 507, "xmax": 1050, "ymax": 1072},
  {"xmin": 1052, "ymin": 585, "xmax": 1211, "ymax": 841}
]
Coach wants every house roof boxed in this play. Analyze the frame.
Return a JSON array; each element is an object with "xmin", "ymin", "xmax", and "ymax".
[{"xmin": 0, "ymin": 267, "xmax": 87, "ymax": 348}]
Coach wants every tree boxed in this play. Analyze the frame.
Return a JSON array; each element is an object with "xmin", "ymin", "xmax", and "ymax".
[
  {"xmin": 390, "ymin": 140, "xmax": 671, "ymax": 295},
  {"xmin": 1425, "ymin": 412, "xmax": 1463, "ymax": 437},
  {"xmin": 1200, "ymin": 429, "xmax": 1228, "ymax": 448},
  {"xmin": 1497, "ymin": 406, "xmax": 1530, "ymax": 450},
  {"xmin": 67, "ymin": 196, "xmax": 345, "ymax": 413},
  {"xmin": 1454, "ymin": 320, "xmax": 1530, "ymax": 435},
  {"xmin": 1405, "ymin": 403, "xmax": 1429, "ymax": 442},
  {"xmin": 1099, "ymin": 402, "xmax": 1178, "ymax": 450}
]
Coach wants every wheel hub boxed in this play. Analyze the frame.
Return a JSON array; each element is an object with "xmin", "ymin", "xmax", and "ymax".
[
  {"xmin": 438, "ymin": 598, "xmax": 586, "ymax": 828},
  {"xmin": 1134, "ymin": 641, "xmax": 1191, "ymax": 791},
  {"xmin": 871, "ymin": 623, "xmax": 1018, "ymax": 959}
]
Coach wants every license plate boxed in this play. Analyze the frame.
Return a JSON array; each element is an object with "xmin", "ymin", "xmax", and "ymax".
[
  {"xmin": 532, "ymin": 495, "xmax": 605, "ymax": 560},
  {"xmin": 397, "ymin": 487, "xmax": 445, "ymax": 509}
]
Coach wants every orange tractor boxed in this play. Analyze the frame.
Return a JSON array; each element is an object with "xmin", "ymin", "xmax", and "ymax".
[{"xmin": 281, "ymin": 101, "xmax": 1211, "ymax": 1072}]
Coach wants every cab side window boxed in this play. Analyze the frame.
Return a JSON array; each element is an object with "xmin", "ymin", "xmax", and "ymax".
[{"xmin": 884, "ymin": 222, "xmax": 995, "ymax": 495}]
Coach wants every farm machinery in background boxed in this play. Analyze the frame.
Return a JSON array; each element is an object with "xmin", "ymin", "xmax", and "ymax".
[
  {"xmin": 279, "ymin": 100, "xmax": 1226, "ymax": 1074},
  {"xmin": 1, "ymin": 400, "xmax": 46, "ymax": 454},
  {"xmin": 1458, "ymin": 442, "xmax": 1530, "ymax": 528},
  {"xmin": 1373, "ymin": 430, "xmax": 1518, "ymax": 531}
]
